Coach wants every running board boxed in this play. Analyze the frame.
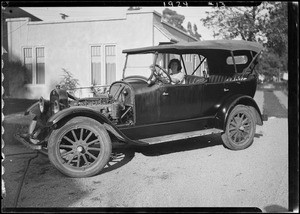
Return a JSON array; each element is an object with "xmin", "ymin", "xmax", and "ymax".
[{"xmin": 139, "ymin": 128, "xmax": 223, "ymax": 145}]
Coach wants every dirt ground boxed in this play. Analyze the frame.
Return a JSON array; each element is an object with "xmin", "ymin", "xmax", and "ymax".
[{"xmin": 1, "ymin": 91, "xmax": 291, "ymax": 212}]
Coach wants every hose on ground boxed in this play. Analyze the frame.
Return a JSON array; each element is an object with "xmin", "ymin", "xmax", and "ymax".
[{"xmin": 13, "ymin": 151, "xmax": 39, "ymax": 207}]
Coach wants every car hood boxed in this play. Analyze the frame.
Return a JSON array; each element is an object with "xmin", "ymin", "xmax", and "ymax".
[{"xmin": 111, "ymin": 79, "xmax": 159, "ymax": 96}]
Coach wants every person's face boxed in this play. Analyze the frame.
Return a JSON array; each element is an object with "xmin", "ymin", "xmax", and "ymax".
[{"xmin": 170, "ymin": 62, "xmax": 179, "ymax": 74}]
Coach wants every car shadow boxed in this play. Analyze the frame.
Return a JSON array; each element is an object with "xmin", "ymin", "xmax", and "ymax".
[
  {"xmin": 254, "ymin": 133, "xmax": 263, "ymax": 138},
  {"xmin": 74, "ymin": 129, "xmax": 265, "ymax": 174},
  {"xmin": 133, "ymin": 133, "xmax": 224, "ymax": 157},
  {"xmin": 100, "ymin": 147, "xmax": 135, "ymax": 174},
  {"xmin": 7, "ymin": 131, "xmax": 265, "ymax": 183},
  {"xmin": 97, "ymin": 134, "xmax": 224, "ymax": 174}
]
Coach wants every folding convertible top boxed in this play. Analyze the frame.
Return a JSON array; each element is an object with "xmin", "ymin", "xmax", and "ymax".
[{"xmin": 123, "ymin": 40, "xmax": 263, "ymax": 55}]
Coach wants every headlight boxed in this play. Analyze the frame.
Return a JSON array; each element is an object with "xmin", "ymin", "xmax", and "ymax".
[
  {"xmin": 53, "ymin": 100, "xmax": 60, "ymax": 114},
  {"xmin": 39, "ymin": 97, "xmax": 45, "ymax": 113}
]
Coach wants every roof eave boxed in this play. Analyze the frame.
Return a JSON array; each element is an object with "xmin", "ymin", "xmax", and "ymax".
[{"xmin": 161, "ymin": 19, "xmax": 198, "ymax": 41}]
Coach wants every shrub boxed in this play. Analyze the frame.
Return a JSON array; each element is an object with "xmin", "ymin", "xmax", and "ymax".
[
  {"xmin": 59, "ymin": 68, "xmax": 79, "ymax": 94},
  {"xmin": 2, "ymin": 61, "xmax": 30, "ymax": 97},
  {"xmin": 273, "ymin": 81, "xmax": 288, "ymax": 94}
]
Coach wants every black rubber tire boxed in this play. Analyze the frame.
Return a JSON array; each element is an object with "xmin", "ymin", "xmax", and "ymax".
[
  {"xmin": 221, "ymin": 105, "xmax": 256, "ymax": 150},
  {"xmin": 48, "ymin": 116, "xmax": 112, "ymax": 177}
]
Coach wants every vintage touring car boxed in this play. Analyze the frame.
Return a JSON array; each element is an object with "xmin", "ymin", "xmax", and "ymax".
[{"xmin": 16, "ymin": 40, "xmax": 267, "ymax": 177}]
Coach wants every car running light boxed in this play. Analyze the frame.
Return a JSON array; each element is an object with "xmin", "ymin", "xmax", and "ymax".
[
  {"xmin": 39, "ymin": 97, "xmax": 45, "ymax": 113},
  {"xmin": 53, "ymin": 100, "xmax": 60, "ymax": 114}
]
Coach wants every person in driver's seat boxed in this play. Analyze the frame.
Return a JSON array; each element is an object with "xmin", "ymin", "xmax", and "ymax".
[{"xmin": 166, "ymin": 59, "xmax": 185, "ymax": 84}]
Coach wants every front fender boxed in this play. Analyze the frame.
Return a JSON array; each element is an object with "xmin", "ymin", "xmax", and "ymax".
[
  {"xmin": 46, "ymin": 106, "xmax": 110, "ymax": 127},
  {"xmin": 46, "ymin": 106, "xmax": 147, "ymax": 145},
  {"xmin": 215, "ymin": 94, "xmax": 263, "ymax": 130},
  {"xmin": 25, "ymin": 100, "xmax": 50, "ymax": 117}
]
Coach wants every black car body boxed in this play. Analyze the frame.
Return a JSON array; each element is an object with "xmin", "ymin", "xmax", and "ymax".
[{"xmin": 16, "ymin": 40, "xmax": 266, "ymax": 177}]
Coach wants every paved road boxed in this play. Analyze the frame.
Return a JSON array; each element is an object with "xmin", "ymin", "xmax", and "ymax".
[{"xmin": 2, "ymin": 90, "xmax": 289, "ymax": 212}]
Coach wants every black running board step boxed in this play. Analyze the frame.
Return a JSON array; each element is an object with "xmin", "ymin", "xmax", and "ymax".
[{"xmin": 139, "ymin": 128, "xmax": 223, "ymax": 145}]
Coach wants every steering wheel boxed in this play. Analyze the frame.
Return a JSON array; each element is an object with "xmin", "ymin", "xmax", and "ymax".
[{"xmin": 149, "ymin": 64, "xmax": 173, "ymax": 84}]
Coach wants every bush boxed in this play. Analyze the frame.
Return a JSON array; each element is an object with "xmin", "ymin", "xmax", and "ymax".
[
  {"xmin": 273, "ymin": 81, "xmax": 288, "ymax": 94},
  {"xmin": 256, "ymin": 49, "xmax": 287, "ymax": 79},
  {"xmin": 59, "ymin": 69, "xmax": 79, "ymax": 94},
  {"xmin": 256, "ymin": 81, "xmax": 288, "ymax": 95},
  {"xmin": 2, "ymin": 61, "xmax": 30, "ymax": 97}
]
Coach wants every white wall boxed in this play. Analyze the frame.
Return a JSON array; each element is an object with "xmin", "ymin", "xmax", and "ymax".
[
  {"xmin": 6, "ymin": 10, "xmax": 195, "ymax": 99},
  {"xmin": 6, "ymin": 11, "xmax": 154, "ymax": 98}
]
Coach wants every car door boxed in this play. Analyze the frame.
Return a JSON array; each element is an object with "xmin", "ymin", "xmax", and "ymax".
[
  {"xmin": 223, "ymin": 74, "xmax": 257, "ymax": 98},
  {"xmin": 201, "ymin": 81, "xmax": 227, "ymax": 116},
  {"xmin": 159, "ymin": 83, "xmax": 204, "ymax": 122}
]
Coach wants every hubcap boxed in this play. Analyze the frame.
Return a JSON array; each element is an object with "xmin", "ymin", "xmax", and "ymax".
[
  {"xmin": 239, "ymin": 126, "xmax": 245, "ymax": 131},
  {"xmin": 77, "ymin": 146, "xmax": 83, "ymax": 153},
  {"xmin": 59, "ymin": 127, "xmax": 102, "ymax": 168},
  {"xmin": 228, "ymin": 112, "xmax": 252, "ymax": 144}
]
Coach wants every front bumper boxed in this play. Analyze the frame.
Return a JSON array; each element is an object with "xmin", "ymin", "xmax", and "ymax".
[{"xmin": 14, "ymin": 134, "xmax": 43, "ymax": 150}]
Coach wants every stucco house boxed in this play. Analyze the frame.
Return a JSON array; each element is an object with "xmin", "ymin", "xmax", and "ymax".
[{"xmin": 5, "ymin": 8, "xmax": 197, "ymax": 99}]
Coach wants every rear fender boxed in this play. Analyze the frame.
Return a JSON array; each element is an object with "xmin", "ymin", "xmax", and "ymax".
[
  {"xmin": 46, "ymin": 106, "xmax": 133, "ymax": 144},
  {"xmin": 215, "ymin": 95, "xmax": 263, "ymax": 130}
]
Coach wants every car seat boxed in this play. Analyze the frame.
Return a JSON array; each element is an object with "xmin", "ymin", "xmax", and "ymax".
[{"xmin": 185, "ymin": 75, "xmax": 207, "ymax": 84}]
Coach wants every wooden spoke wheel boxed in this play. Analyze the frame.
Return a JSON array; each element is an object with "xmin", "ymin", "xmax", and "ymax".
[
  {"xmin": 221, "ymin": 105, "xmax": 256, "ymax": 150},
  {"xmin": 48, "ymin": 117, "xmax": 112, "ymax": 177}
]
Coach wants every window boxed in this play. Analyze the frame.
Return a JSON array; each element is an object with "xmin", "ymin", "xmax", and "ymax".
[
  {"xmin": 36, "ymin": 47, "xmax": 45, "ymax": 84},
  {"xmin": 124, "ymin": 53, "xmax": 153, "ymax": 78},
  {"xmin": 91, "ymin": 46, "xmax": 101, "ymax": 85},
  {"xmin": 23, "ymin": 47, "xmax": 45, "ymax": 84},
  {"xmin": 161, "ymin": 54, "xmax": 171, "ymax": 70},
  {"xmin": 91, "ymin": 44, "xmax": 117, "ymax": 85},
  {"xmin": 105, "ymin": 45, "xmax": 116, "ymax": 85},
  {"xmin": 24, "ymin": 48, "xmax": 33, "ymax": 84},
  {"xmin": 182, "ymin": 54, "xmax": 197, "ymax": 75},
  {"xmin": 226, "ymin": 55, "xmax": 248, "ymax": 65}
]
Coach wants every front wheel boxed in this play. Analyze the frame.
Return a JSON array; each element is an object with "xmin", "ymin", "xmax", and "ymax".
[
  {"xmin": 48, "ymin": 117, "xmax": 112, "ymax": 177},
  {"xmin": 221, "ymin": 105, "xmax": 256, "ymax": 150}
]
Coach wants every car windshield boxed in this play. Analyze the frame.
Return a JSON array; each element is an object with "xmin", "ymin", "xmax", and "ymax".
[
  {"xmin": 124, "ymin": 53, "xmax": 179, "ymax": 79},
  {"xmin": 124, "ymin": 53, "xmax": 154, "ymax": 79},
  {"xmin": 124, "ymin": 52, "xmax": 209, "ymax": 78}
]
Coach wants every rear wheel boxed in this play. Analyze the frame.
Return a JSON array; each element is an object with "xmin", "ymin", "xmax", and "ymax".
[
  {"xmin": 221, "ymin": 105, "xmax": 256, "ymax": 150},
  {"xmin": 48, "ymin": 116, "xmax": 112, "ymax": 177}
]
